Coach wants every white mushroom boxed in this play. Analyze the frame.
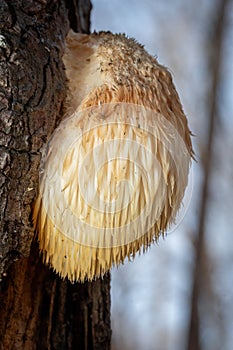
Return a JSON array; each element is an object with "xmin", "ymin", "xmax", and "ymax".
[{"xmin": 33, "ymin": 31, "xmax": 194, "ymax": 282}]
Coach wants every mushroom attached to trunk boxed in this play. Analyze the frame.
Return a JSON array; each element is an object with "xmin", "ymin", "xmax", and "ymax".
[{"xmin": 33, "ymin": 31, "xmax": 194, "ymax": 282}]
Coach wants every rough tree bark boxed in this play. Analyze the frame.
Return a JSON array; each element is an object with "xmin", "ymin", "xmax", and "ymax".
[{"xmin": 0, "ymin": 1, "xmax": 111, "ymax": 349}]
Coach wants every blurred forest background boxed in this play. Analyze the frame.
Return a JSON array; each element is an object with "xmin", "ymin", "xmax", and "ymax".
[{"xmin": 91, "ymin": 0, "xmax": 233, "ymax": 349}]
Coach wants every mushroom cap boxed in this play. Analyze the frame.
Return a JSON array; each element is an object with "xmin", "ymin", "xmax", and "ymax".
[{"xmin": 33, "ymin": 31, "xmax": 193, "ymax": 282}]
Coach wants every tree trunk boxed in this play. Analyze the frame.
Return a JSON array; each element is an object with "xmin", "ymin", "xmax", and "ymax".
[
  {"xmin": 186, "ymin": 0, "xmax": 229, "ymax": 349},
  {"xmin": 0, "ymin": 1, "xmax": 111, "ymax": 349}
]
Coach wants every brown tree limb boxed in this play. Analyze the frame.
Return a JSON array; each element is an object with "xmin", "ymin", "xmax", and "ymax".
[{"xmin": 186, "ymin": 0, "xmax": 230, "ymax": 349}]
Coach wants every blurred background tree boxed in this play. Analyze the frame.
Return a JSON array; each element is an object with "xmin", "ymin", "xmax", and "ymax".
[{"xmin": 91, "ymin": 0, "xmax": 233, "ymax": 349}]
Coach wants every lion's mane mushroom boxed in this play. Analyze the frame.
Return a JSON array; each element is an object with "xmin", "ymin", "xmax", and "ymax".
[{"xmin": 33, "ymin": 30, "xmax": 194, "ymax": 282}]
